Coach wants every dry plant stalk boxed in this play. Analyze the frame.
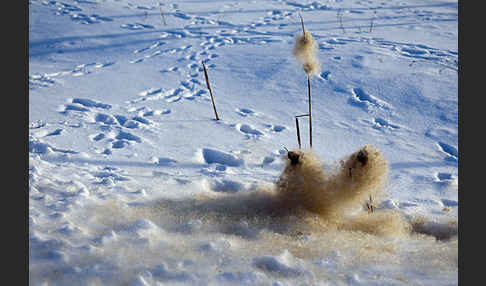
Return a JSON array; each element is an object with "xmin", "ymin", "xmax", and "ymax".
[
  {"xmin": 307, "ymin": 75, "xmax": 312, "ymax": 147},
  {"xmin": 202, "ymin": 60, "xmax": 220, "ymax": 120},
  {"xmin": 295, "ymin": 114, "xmax": 310, "ymax": 149},
  {"xmin": 293, "ymin": 14, "xmax": 320, "ymax": 148},
  {"xmin": 369, "ymin": 9, "xmax": 376, "ymax": 32},
  {"xmin": 295, "ymin": 117, "xmax": 302, "ymax": 149},
  {"xmin": 337, "ymin": 9, "xmax": 346, "ymax": 34},
  {"xmin": 159, "ymin": 2, "xmax": 167, "ymax": 26}
]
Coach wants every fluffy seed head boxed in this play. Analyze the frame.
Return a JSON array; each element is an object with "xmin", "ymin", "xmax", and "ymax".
[{"xmin": 293, "ymin": 31, "xmax": 320, "ymax": 76}]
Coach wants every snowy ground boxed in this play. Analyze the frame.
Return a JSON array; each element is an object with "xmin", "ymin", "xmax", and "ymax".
[{"xmin": 29, "ymin": 0, "xmax": 458, "ymax": 285}]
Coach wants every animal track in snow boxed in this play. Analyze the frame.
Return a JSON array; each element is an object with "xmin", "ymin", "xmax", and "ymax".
[
  {"xmin": 95, "ymin": 113, "xmax": 118, "ymax": 125},
  {"xmin": 71, "ymin": 13, "xmax": 113, "ymax": 24},
  {"xmin": 236, "ymin": 124, "xmax": 264, "ymax": 137},
  {"xmin": 285, "ymin": 1, "xmax": 331, "ymax": 10},
  {"xmin": 71, "ymin": 62, "xmax": 115, "ymax": 76},
  {"xmin": 32, "ymin": 128, "xmax": 64, "ymax": 138},
  {"xmin": 319, "ymin": 71, "xmax": 331, "ymax": 80},
  {"xmin": 434, "ymin": 172, "xmax": 457, "ymax": 189},
  {"xmin": 138, "ymin": 88, "xmax": 162, "ymax": 97},
  {"xmin": 29, "ymin": 138, "xmax": 78, "ymax": 155},
  {"xmin": 369, "ymin": 38, "xmax": 458, "ymax": 70},
  {"xmin": 236, "ymin": 108, "xmax": 256, "ymax": 117},
  {"xmin": 59, "ymin": 104, "xmax": 90, "ymax": 114},
  {"xmin": 348, "ymin": 87, "xmax": 391, "ymax": 111},
  {"xmin": 160, "ymin": 66, "xmax": 179, "ymax": 73},
  {"xmin": 173, "ymin": 12, "xmax": 192, "ymax": 20},
  {"xmin": 116, "ymin": 131, "xmax": 142, "ymax": 143},
  {"xmin": 372, "ymin": 117, "xmax": 401, "ymax": 130},
  {"xmin": 90, "ymin": 133, "xmax": 105, "ymax": 142},
  {"xmin": 130, "ymin": 45, "xmax": 192, "ymax": 64},
  {"xmin": 441, "ymin": 199, "xmax": 458, "ymax": 207},
  {"xmin": 134, "ymin": 41, "xmax": 165, "ymax": 54},
  {"xmin": 40, "ymin": 0, "xmax": 81, "ymax": 13},
  {"xmin": 264, "ymin": 124, "xmax": 286, "ymax": 133},
  {"xmin": 46, "ymin": 129, "xmax": 63, "ymax": 136},
  {"xmin": 437, "ymin": 142, "xmax": 458, "ymax": 162},
  {"xmin": 30, "ymin": 62, "xmax": 114, "ymax": 89},
  {"xmin": 121, "ymin": 23, "xmax": 154, "ymax": 30},
  {"xmin": 112, "ymin": 114, "xmax": 152, "ymax": 129},
  {"xmin": 71, "ymin": 98, "xmax": 112, "ymax": 109}
]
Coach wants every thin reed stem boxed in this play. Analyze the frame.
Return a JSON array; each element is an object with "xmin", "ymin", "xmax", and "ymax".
[
  {"xmin": 159, "ymin": 2, "xmax": 167, "ymax": 26},
  {"xmin": 307, "ymin": 74, "xmax": 312, "ymax": 148},
  {"xmin": 202, "ymin": 60, "xmax": 220, "ymax": 120},
  {"xmin": 299, "ymin": 13, "xmax": 306, "ymax": 40},
  {"xmin": 295, "ymin": 117, "xmax": 302, "ymax": 149}
]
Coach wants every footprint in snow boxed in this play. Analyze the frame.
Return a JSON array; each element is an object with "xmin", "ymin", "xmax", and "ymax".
[
  {"xmin": 434, "ymin": 172, "xmax": 457, "ymax": 188},
  {"xmin": 235, "ymin": 108, "xmax": 255, "ymax": 117},
  {"xmin": 437, "ymin": 142, "xmax": 458, "ymax": 162},
  {"xmin": 134, "ymin": 41, "xmax": 165, "ymax": 54},
  {"xmin": 160, "ymin": 66, "xmax": 179, "ymax": 73},
  {"xmin": 371, "ymin": 117, "xmax": 401, "ymax": 131},
  {"xmin": 46, "ymin": 129, "xmax": 63, "ymax": 136},
  {"xmin": 29, "ymin": 139, "xmax": 78, "ymax": 155},
  {"xmin": 71, "ymin": 62, "xmax": 111, "ymax": 76},
  {"xmin": 121, "ymin": 23, "xmax": 154, "ymax": 30},
  {"xmin": 71, "ymin": 98, "xmax": 112, "ymax": 109},
  {"xmin": 319, "ymin": 71, "xmax": 331, "ymax": 80},
  {"xmin": 236, "ymin": 124, "xmax": 264, "ymax": 137},
  {"xmin": 90, "ymin": 133, "xmax": 105, "ymax": 142},
  {"xmin": 95, "ymin": 113, "xmax": 118, "ymax": 125},
  {"xmin": 113, "ymin": 114, "xmax": 152, "ymax": 129},
  {"xmin": 71, "ymin": 13, "xmax": 113, "ymax": 24},
  {"xmin": 441, "ymin": 199, "xmax": 458, "ymax": 207},
  {"xmin": 59, "ymin": 104, "xmax": 90, "ymax": 114},
  {"xmin": 29, "ymin": 74, "xmax": 56, "ymax": 89},
  {"xmin": 265, "ymin": 124, "xmax": 286, "ymax": 133},
  {"xmin": 173, "ymin": 12, "xmax": 192, "ymax": 20},
  {"xmin": 348, "ymin": 87, "xmax": 391, "ymax": 112},
  {"xmin": 138, "ymin": 88, "xmax": 162, "ymax": 97}
]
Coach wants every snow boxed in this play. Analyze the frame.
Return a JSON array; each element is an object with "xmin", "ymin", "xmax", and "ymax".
[{"xmin": 29, "ymin": 0, "xmax": 458, "ymax": 285}]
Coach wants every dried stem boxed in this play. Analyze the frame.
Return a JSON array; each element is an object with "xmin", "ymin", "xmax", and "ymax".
[
  {"xmin": 295, "ymin": 114, "xmax": 309, "ymax": 148},
  {"xmin": 159, "ymin": 2, "xmax": 167, "ymax": 26},
  {"xmin": 337, "ymin": 9, "xmax": 346, "ymax": 34},
  {"xmin": 369, "ymin": 10, "xmax": 376, "ymax": 33},
  {"xmin": 295, "ymin": 117, "xmax": 302, "ymax": 149},
  {"xmin": 299, "ymin": 13, "xmax": 306, "ymax": 41},
  {"xmin": 202, "ymin": 60, "xmax": 220, "ymax": 120},
  {"xmin": 307, "ymin": 74, "xmax": 312, "ymax": 148},
  {"xmin": 295, "ymin": 114, "xmax": 310, "ymax": 118}
]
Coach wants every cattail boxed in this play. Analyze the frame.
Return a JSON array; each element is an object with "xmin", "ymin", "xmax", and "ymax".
[
  {"xmin": 292, "ymin": 26, "xmax": 320, "ymax": 76},
  {"xmin": 293, "ymin": 31, "xmax": 317, "ymax": 62},
  {"xmin": 302, "ymin": 60, "xmax": 320, "ymax": 77},
  {"xmin": 292, "ymin": 15, "xmax": 320, "ymax": 147}
]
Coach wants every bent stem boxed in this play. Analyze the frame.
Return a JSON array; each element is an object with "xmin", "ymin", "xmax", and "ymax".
[{"xmin": 295, "ymin": 114, "xmax": 310, "ymax": 149}]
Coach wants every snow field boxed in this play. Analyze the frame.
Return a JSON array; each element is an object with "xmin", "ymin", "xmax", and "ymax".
[{"xmin": 29, "ymin": 0, "xmax": 458, "ymax": 284}]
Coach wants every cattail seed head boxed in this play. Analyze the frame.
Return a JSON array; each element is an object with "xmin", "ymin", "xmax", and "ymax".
[{"xmin": 293, "ymin": 30, "xmax": 320, "ymax": 76}]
